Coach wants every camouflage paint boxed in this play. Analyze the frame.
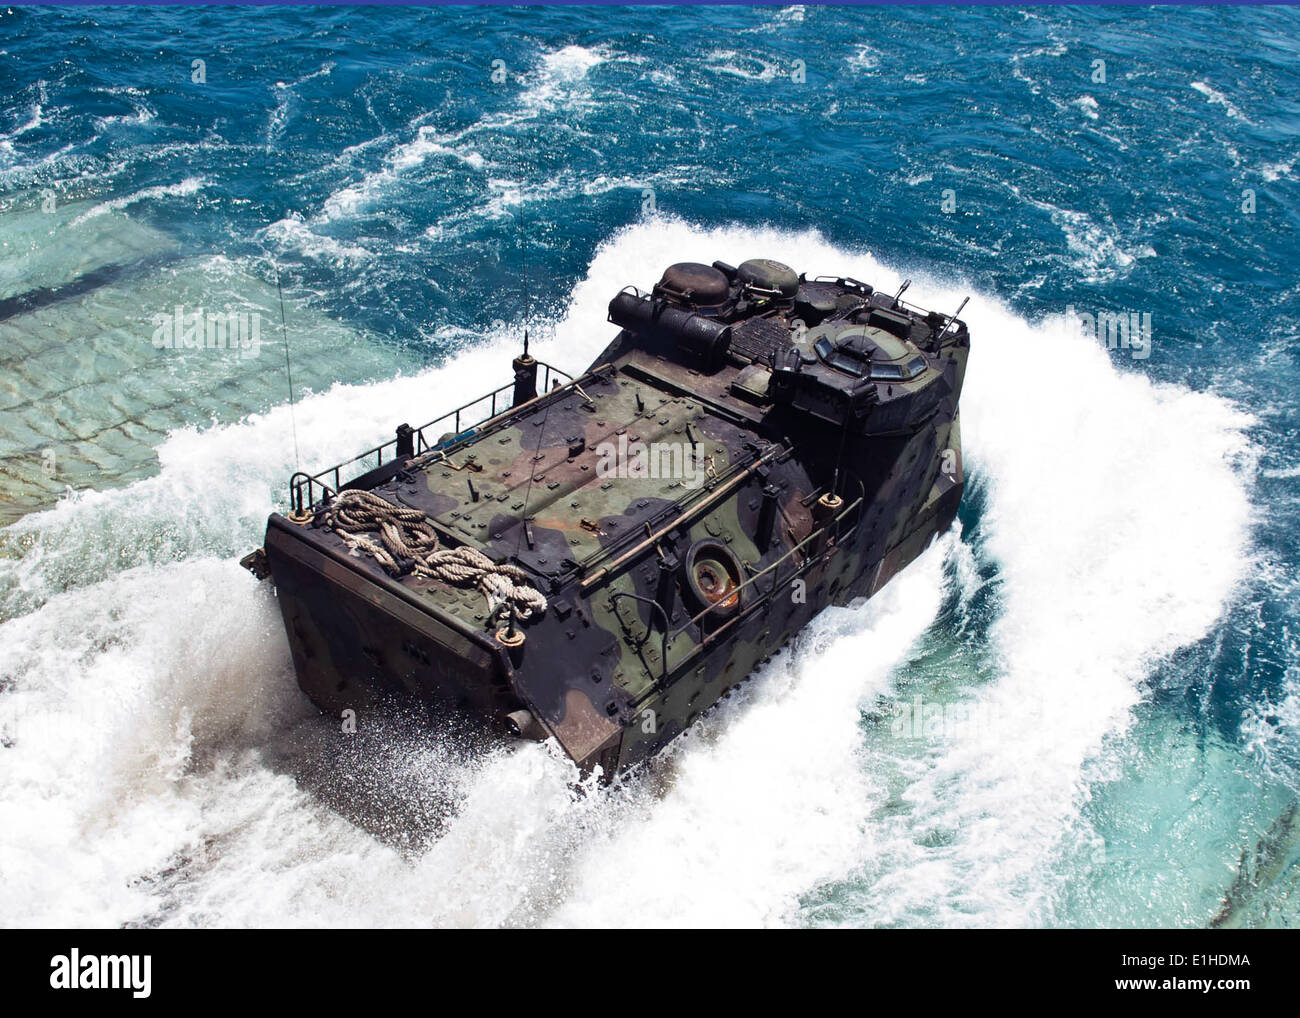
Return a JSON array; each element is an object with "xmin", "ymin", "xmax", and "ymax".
[{"xmin": 254, "ymin": 263, "xmax": 969, "ymax": 778}]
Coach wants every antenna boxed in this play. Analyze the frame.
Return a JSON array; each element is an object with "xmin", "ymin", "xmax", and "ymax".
[
  {"xmin": 519, "ymin": 199, "xmax": 529, "ymax": 356},
  {"xmin": 510, "ymin": 200, "xmax": 540, "ymax": 406},
  {"xmin": 510, "ymin": 199, "xmax": 548, "ymax": 568},
  {"xmin": 276, "ymin": 268, "xmax": 301, "ymax": 472}
]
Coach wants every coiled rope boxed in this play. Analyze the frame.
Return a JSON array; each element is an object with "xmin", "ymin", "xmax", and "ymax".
[{"xmin": 320, "ymin": 490, "xmax": 547, "ymax": 620}]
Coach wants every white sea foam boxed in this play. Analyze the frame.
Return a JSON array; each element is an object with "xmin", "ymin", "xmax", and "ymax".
[
  {"xmin": 0, "ymin": 103, "xmax": 45, "ymax": 143},
  {"xmin": 305, "ymin": 43, "xmax": 606, "ymax": 241},
  {"xmin": 1258, "ymin": 159, "xmax": 1293, "ymax": 183},
  {"xmin": 318, "ymin": 127, "xmax": 485, "ymax": 222},
  {"xmin": 537, "ymin": 44, "xmax": 608, "ymax": 86},
  {"xmin": 263, "ymin": 212, "xmax": 375, "ymax": 263},
  {"xmin": 1008, "ymin": 41, "xmax": 1068, "ymax": 96},
  {"xmin": 549, "ymin": 544, "xmax": 952, "ymax": 928},
  {"xmin": 848, "ymin": 297, "xmax": 1255, "ymax": 925},
  {"xmin": 91, "ymin": 101, "xmax": 157, "ymax": 133},
  {"xmin": 704, "ymin": 49, "xmax": 782, "ymax": 82},
  {"xmin": 1191, "ymin": 81, "xmax": 1249, "ymax": 123},
  {"xmin": 1262, "ymin": 464, "xmax": 1300, "ymax": 479},
  {"xmin": 1073, "ymin": 95, "xmax": 1100, "ymax": 120},
  {"xmin": 1007, "ymin": 184, "xmax": 1156, "ymax": 283},
  {"xmin": 847, "ymin": 44, "xmax": 880, "ymax": 74},
  {"xmin": 69, "ymin": 177, "xmax": 204, "ymax": 226}
]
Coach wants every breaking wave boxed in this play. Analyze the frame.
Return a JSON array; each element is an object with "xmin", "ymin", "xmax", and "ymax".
[{"xmin": 0, "ymin": 218, "xmax": 1255, "ymax": 927}]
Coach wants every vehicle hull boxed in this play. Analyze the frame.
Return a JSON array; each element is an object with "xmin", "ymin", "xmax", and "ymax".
[{"xmin": 254, "ymin": 261, "xmax": 970, "ymax": 777}]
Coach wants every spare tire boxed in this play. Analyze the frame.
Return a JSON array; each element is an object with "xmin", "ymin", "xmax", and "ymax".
[
  {"xmin": 738, "ymin": 258, "xmax": 798, "ymax": 300},
  {"xmin": 683, "ymin": 538, "xmax": 745, "ymax": 625}
]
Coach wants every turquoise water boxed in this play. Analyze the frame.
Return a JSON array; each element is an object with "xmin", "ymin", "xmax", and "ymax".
[{"xmin": 0, "ymin": 5, "xmax": 1296, "ymax": 927}]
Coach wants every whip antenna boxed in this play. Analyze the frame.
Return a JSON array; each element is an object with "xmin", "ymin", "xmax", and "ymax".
[
  {"xmin": 509, "ymin": 196, "xmax": 548, "ymax": 572},
  {"xmin": 276, "ymin": 268, "xmax": 302, "ymax": 472},
  {"xmin": 519, "ymin": 199, "xmax": 529, "ymax": 356}
]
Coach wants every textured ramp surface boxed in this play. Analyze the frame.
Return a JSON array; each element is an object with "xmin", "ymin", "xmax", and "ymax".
[
  {"xmin": 0, "ymin": 197, "xmax": 179, "ymax": 302},
  {"xmin": 0, "ymin": 208, "xmax": 409, "ymax": 522}
]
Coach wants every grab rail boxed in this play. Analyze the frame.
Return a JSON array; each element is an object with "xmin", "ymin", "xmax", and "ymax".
[{"xmin": 287, "ymin": 359, "xmax": 572, "ymax": 515}]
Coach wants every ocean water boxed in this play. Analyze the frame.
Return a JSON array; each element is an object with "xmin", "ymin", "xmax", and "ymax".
[{"xmin": 0, "ymin": 4, "xmax": 1297, "ymax": 928}]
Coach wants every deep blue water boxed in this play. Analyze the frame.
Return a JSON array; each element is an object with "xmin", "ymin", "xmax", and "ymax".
[{"xmin": 1, "ymin": 5, "xmax": 1297, "ymax": 927}]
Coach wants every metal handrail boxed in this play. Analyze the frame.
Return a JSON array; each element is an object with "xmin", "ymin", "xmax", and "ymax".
[{"xmin": 287, "ymin": 359, "xmax": 572, "ymax": 514}]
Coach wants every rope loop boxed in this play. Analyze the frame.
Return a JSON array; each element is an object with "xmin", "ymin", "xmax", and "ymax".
[{"xmin": 320, "ymin": 490, "xmax": 546, "ymax": 620}]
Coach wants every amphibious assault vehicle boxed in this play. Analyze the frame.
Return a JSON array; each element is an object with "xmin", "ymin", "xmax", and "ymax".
[{"xmin": 243, "ymin": 259, "xmax": 969, "ymax": 776}]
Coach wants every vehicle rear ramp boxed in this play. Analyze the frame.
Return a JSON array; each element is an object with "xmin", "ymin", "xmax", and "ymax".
[{"xmin": 0, "ymin": 198, "xmax": 408, "ymax": 523}]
